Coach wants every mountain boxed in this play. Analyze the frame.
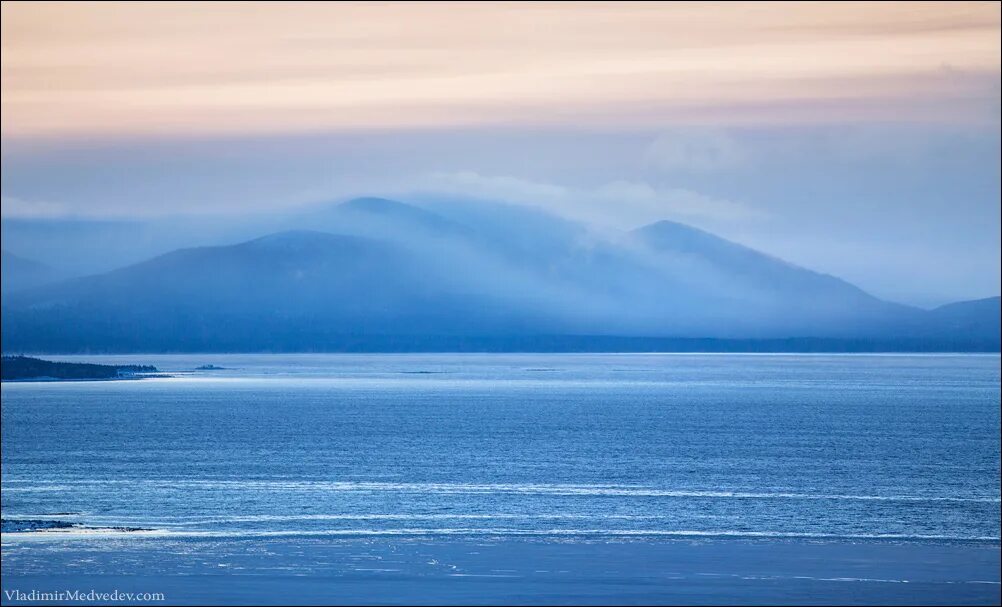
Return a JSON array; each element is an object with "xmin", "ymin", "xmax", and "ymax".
[
  {"xmin": 0, "ymin": 215, "xmax": 271, "ymax": 279},
  {"xmin": 1, "ymin": 198, "xmax": 997, "ymax": 352},
  {"xmin": 632, "ymin": 220, "xmax": 872, "ymax": 302},
  {"xmin": 333, "ymin": 196, "xmax": 465, "ymax": 234},
  {"xmin": 0, "ymin": 228, "xmax": 567, "ymax": 351},
  {"xmin": 926, "ymin": 297, "xmax": 1001, "ymax": 338},
  {"xmin": 1, "ymin": 250, "xmax": 63, "ymax": 294},
  {"xmin": 0, "ymin": 197, "xmax": 468, "ymax": 280},
  {"xmin": 1, "ymin": 218, "xmax": 166, "ymax": 277},
  {"xmin": 629, "ymin": 221, "xmax": 918, "ymax": 336}
]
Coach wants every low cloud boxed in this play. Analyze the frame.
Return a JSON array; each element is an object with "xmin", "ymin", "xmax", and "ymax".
[
  {"xmin": 410, "ymin": 171, "xmax": 759, "ymax": 228},
  {"xmin": 0, "ymin": 196, "xmax": 71, "ymax": 219},
  {"xmin": 644, "ymin": 128, "xmax": 747, "ymax": 173}
]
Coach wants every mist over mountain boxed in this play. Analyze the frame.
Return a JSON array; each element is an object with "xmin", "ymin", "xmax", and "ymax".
[
  {"xmin": 1, "ymin": 197, "xmax": 998, "ymax": 352},
  {"xmin": 1, "ymin": 250, "xmax": 63, "ymax": 294}
]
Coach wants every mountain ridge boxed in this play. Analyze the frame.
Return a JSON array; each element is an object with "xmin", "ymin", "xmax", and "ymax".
[{"xmin": 2, "ymin": 198, "xmax": 997, "ymax": 352}]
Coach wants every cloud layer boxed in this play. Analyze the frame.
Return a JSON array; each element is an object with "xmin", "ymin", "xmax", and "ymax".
[
  {"xmin": 2, "ymin": 2, "xmax": 999, "ymax": 138},
  {"xmin": 410, "ymin": 172, "xmax": 758, "ymax": 229}
]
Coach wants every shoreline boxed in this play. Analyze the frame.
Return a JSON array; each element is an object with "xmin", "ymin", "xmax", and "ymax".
[
  {"xmin": 0, "ymin": 375, "xmax": 170, "ymax": 384},
  {"xmin": 1, "ymin": 355, "xmax": 163, "ymax": 383}
]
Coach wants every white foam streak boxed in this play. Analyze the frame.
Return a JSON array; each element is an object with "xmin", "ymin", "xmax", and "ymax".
[
  {"xmin": 3, "ymin": 527, "xmax": 999, "ymax": 542},
  {"xmin": 5, "ymin": 479, "xmax": 996, "ymax": 503}
]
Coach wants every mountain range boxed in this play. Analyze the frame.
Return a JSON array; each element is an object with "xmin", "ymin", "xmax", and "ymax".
[{"xmin": 2, "ymin": 197, "xmax": 998, "ymax": 352}]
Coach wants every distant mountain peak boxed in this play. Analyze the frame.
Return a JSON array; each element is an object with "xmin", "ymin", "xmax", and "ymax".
[
  {"xmin": 632, "ymin": 219, "xmax": 766, "ymax": 261},
  {"xmin": 630, "ymin": 218, "xmax": 885, "ymax": 309},
  {"xmin": 932, "ymin": 295, "xmax": 1001, "ymax": 313},
  {"xmin": 339, "ymin": 197, "xmax": 445, "ymax": 222},
  {"xmin": 246, "ymin": 229, "xmax": 344, "ymax": 246},
  {"xmin": 340, "ymin": 197, "xmax": 418, "ymax": 213},
  {"xmin": 634, "ymin": 219, "xmax": 741, "ymax": 247},
  {"xmin": 333, "ymin": 196, "xmax": 464, "ymax": 236},
  {"xmin": 1, "ymin": 249, "xmax": 62, "ymax": 294},
  {"xmin": 636, "ymin": 219, "xmax": 707, "ymax": 234}
]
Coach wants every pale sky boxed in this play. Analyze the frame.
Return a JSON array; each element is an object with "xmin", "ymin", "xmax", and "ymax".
[
  {"xmin": 1, "ymin": 1, "xmax": 1000, "ymax": 306},
  {"xmin": 2, "ymin": 1, "xmax": 999, "ymax": 137}
]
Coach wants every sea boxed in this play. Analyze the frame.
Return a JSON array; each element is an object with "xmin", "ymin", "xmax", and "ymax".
[
  {"xmin": 1, "ymin": 353, "xmax": 1000, "ymax": 604},
  {"xmin": 3, "ymin": 353, "xmax": 999, "ymax": 541}
]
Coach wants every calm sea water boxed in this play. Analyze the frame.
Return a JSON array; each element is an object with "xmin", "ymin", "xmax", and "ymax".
[{"xmin": 2, "ymin": 354, "xmax": 999, "ymax": 542}]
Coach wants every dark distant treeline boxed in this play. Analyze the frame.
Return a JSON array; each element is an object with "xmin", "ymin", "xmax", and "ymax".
[
  {"xmin": 2, "ymin": 335, "xmax": 998, "ymax": 355},
  {"xmin": 0, "ymin": 355, "xmax": 157, "ymax": 380}
]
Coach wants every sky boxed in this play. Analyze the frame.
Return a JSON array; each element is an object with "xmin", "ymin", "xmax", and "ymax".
[{"xmin": 1, "ymin": 1, "xmax": 1000, "ymax": 306}]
